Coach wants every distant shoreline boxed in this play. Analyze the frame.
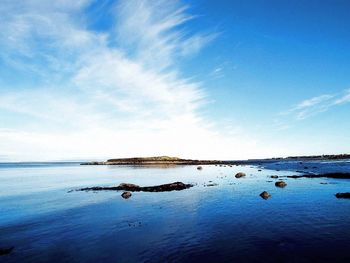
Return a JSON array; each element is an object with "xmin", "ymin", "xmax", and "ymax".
[
  {"xmin": 80, "ymin": 156, "xmax": 239, "ymax": 166},
  {"xmin": 80, "ymin": 154, "xmax": 350, "ymax": 165}
]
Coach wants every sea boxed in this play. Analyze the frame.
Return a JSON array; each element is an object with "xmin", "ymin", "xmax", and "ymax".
[{"xmin": 1, "ymin": 160, "xmax": 350, "ymax": 262}]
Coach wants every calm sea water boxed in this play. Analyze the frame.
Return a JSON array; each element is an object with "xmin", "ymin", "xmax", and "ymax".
[{"xmin": 1, "ymin": 161, "xmax": 350, "ymax": 262}]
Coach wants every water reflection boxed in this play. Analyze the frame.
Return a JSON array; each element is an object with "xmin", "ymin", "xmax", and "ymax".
[{"xmin": 0, "ymin": 162, "xmax": 350, "ymax": 262}]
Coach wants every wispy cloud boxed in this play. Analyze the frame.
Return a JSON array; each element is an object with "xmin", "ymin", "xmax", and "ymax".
[
  {"xmin": 114, "ymin": 0, "xmax": 215, "ymax": 69},
  {"xmin": 0, "ymin": 0, "xmax": 265, "ymax": 161},
  {"xmin": 209, "ymin": 67, "xmax": 224, "ymax": 79},
  {"xmin": 279, "ymin": 89, "xmax": 350, "ymax": 122}
]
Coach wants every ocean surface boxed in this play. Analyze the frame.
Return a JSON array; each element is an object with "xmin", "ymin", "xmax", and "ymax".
[{"xmin": 1, "ymin": 160, "xmax": 350, "ymax": 262}]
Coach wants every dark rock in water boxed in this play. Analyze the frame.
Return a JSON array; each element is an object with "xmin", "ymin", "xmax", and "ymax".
[
  {"xmin": 141, "ymin": 182, "xmax": 191, "ymax": 192},
  {"xmin": 258, "ymin": 169, "xmax": 262, "ymax": 172},
  {"xmin": 197, "ymin": 166, "xmax": 203, "ymax": 170},
  {"xmin": 206, "ymin": 183, "xmax": 218, "ymax": 187},
  {"xmin": 314, "ymin": 173, "xmax": 350, "ymax": 179},
  {"xmin": 121, "ymin": 191, "xmax": 132, "ymax": 199},
  {"xmin": 260, "ymin": 191, "xmax": 271, "ymax": 200},
  {"xmin": 335, "ymin": 192, "xmax": 350, "ymax": 199},
  {"xmin": 275, "ymin": 181, "xmax": 287, "ymax": 188},
  {"xmin": 79, "ymin": 182, "xmax": 193, "ymax": 192},
  {"xmin": 270, "ymin": 175, "xmax": 278, "ymax": 179},
  {"xmin": 0, "ymin": 247, "xmax": 14, "ymax": 256},
  {"xmin": 285, "ymin": 173, "xmax": 350, "ymax": 179},
  {"xmin": 287, "ymin": 175, "xmax": 301, "ymax": 179},
  {"xmin": 235, "ymin": 172, "xmax": 246, "ymax": 178}
]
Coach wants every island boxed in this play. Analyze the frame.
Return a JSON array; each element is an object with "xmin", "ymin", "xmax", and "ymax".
[
  {"xmin": 80, "ymin": 156, "xmax": 239, "ymax": 165},
  {"xmin": 80, "ymin": 154, "xmax": 350, "ymax": 166}
]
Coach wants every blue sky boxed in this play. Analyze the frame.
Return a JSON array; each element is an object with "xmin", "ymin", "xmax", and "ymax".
[{"xmin": 0, "ymin": 0, "xmax": 349, "ymax": 161}]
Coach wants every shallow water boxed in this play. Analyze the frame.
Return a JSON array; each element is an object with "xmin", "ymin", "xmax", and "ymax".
[{"xmin": 0, "ymin": 162, "xmax": 350, "ymax": 262}]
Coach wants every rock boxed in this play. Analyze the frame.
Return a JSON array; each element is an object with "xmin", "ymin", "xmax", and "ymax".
[
  {"xmin": 79, "ymin": 182, "xmax": 193, "ymax": 192},
  {"xmin": 270, "ymin": 175, "xmax": 278, "ymax": 179},
  {"xmin": 197, "ymin": 166, "xmax": 203, "ymax": 170},
  {"xmin": 260, "ymin": 191, "xmax": 271, "ymax": 200},
  {"xmin": 284, "ymin": 173, "xmax": 350, "ymax": 179},
  {"xmin": 0, "ymin": 247, "xmax": 14, "ymax": 256},
  {"xmin": 287, "ymin": 175, "xmax": 300, "ymax": 179},
  {"xmin": 235, "ymin": 172, "xmax": 246, "ymax": 178},
  {"xmin": 141, "ymin": 182, "xmax": 190, "ymax": 192},
  {"xmin": 275, "ymin": 181, "xmax": 287, "ymax": 188},
  {"xmin": 121, "ymin": 191, "xmax": 132, "ymax": 199},
  {"xmin": 335, "ymin": 192, "xmax": 350, "ymax": 199},
  {"xmin": 258, "ymin": 169, "xmax": 262, "ymax": 172}
]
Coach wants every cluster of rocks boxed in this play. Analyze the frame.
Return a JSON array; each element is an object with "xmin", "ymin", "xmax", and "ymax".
[
  {"xmin": 77, "ymin": 167, "xmax": 348, "ymax": 201},
  {"xmin": 233, "ymin": 171, "xmax": 288, "ymax": 200}
]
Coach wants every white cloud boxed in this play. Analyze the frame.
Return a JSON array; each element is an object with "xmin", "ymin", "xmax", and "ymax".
[
  {"xmin": 114, "ymin": 0, "xmax": 215, "ymax": 69},
  {"xmin": 209, "ymin": 67, "xmax": 224, "ymax": 79},
  {"xmin": 334, "ymin": 89, "xmax": 350, "ymax": 105},
  {"xmin": 0, "ymin": 0, "xmax": 275, "ymax": 161},
  {"xmin": 278, "ymin": 89, "xmax": 350, "ymax": 125}
]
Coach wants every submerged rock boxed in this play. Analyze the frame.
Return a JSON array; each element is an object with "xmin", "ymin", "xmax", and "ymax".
[
  {"xmin": 270, "ymin": 175, "xmax": 278, "ymax": 179},
  {"xmin": 275, "ymin": 181, "xmax": 287, "ymax": 188},
  {"xmin": 79, "ymin": 182, "xmax": 193, "ymax": 192},
  {"xmin": 260, "ymin": 191, "xmax": 271, "ymax": 200},
  {"xmin": 121, "ymin": 191, "xmax": 132, "ymax": 199},
  {"xmin": 335, "ymin": 192, "xmax": 350, "ymax": 199},
  {"xmin": 0, "ymin": 247, "xmax": 14, "ymax": 256},
  {"xmin": 235, "ymin": 172, "xmax": 246, "ymax": 178},
  {"xmin": 197, "ymin": 166, "xmax": 203, "ymax": 170}
]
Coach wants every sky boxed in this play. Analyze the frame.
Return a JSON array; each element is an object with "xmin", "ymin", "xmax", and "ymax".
[{"xmin": 0, "ymin": 0, "xmax": 350, "ymax": 161}]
